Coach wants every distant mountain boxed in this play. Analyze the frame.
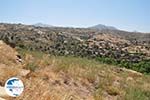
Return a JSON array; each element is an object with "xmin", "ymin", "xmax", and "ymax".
[
  {"xmin": 33, "ymin": 23, "xmax": 53, "ymax": 27},
  {"xmin": 89, "ymin": 24, "xmax": 118, "ymax": 30}
]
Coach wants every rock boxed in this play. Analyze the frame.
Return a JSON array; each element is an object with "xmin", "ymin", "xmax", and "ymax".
[
  {"xmin": 0, "ymin": 86, "xmax": 9, "ymax": 98},
  {"xmin": 119, "ymin": 68, "xmax": 142, "ymax": 76},
  {"xmin": 0, "ymin": 97, "xmax": 5, "ymax": 100},
  {"xmin": 126, "ymin": 77, "xmax": 133, "ymax": 81},
  {"xmin": 19, "ymin": 69, "xmax": 30, "ymax": 77},
  {"xmin": 16, "ymin": 55, "xmax": 23, "ymax": 63}
]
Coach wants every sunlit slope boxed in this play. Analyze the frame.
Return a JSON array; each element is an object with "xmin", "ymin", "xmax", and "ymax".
[{"xmin": 0, "ymin": 41, "xmax": 149, "ymax": 100}]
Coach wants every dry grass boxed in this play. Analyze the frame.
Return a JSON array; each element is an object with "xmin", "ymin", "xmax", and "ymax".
[{"xmin": 0, "ymin": 41, "xmax": 19, "ymax": 65}]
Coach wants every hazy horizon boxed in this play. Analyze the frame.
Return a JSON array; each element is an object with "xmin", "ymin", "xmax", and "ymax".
[{"xmin": 0, "ymin": 0, "xmax": 150, "ymax": 32}]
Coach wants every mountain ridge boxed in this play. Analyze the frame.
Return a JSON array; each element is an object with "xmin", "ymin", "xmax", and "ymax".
[
  {"xmin": 33, "ymin": 23, "xmax": 53, "ymax": 27},
  {"xmin": 89, "ymin": 24, "xmax": 118, "ymax": 30}
]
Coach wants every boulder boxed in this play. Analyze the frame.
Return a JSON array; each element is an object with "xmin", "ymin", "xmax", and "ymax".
[{"xmin": 0, "ymin": 86, "xmax": 9, "ymax": 98}]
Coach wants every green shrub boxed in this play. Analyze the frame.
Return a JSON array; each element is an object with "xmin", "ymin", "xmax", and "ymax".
[
  {"xmin": 96, "ymin": 57, "xmax": 150, "ymax": 74},
  {"xmin": 26, "ymin": 62, "xmax": 37, "ymax": 72}
]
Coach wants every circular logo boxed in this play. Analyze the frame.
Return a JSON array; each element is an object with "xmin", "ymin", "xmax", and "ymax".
[{"xmin": 4, "ymin": 77, "xmax": 24, "ymax": 97}]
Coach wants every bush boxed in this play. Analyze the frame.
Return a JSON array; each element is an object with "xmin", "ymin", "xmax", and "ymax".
[
  {"xmin": 96, "ymin": 57, "xmax": 150, "ymax": 74},
  {"xmin": 26, "ymin": 62, "xmax": 37, "ymax": 72}
]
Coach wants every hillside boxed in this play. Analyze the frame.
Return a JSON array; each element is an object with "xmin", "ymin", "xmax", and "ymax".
[
  {"xmin": 0, "ymin": 41, "xmax": 150, "ymax": 100},
  {"xmin": 0, "ymin": 23, "xmax": 149, "ymax": 73},
  {"xmin": 0, "ymin": 23, "xmax": 150, "ymax": 99}
]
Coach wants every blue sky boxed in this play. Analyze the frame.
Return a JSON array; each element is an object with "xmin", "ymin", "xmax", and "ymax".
[{"xmin": 0, "ymin": 0, "xmax": 150, "ymax": 32}]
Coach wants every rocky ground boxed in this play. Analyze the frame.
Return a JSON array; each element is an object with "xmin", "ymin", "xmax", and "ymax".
[
  {"xmin": 0, "ymin": 23, "xmax": 150, "ymax": 100},
  {"xmin": 0, "ymin": 23, "xmax": 149, "ymax": 60}
]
